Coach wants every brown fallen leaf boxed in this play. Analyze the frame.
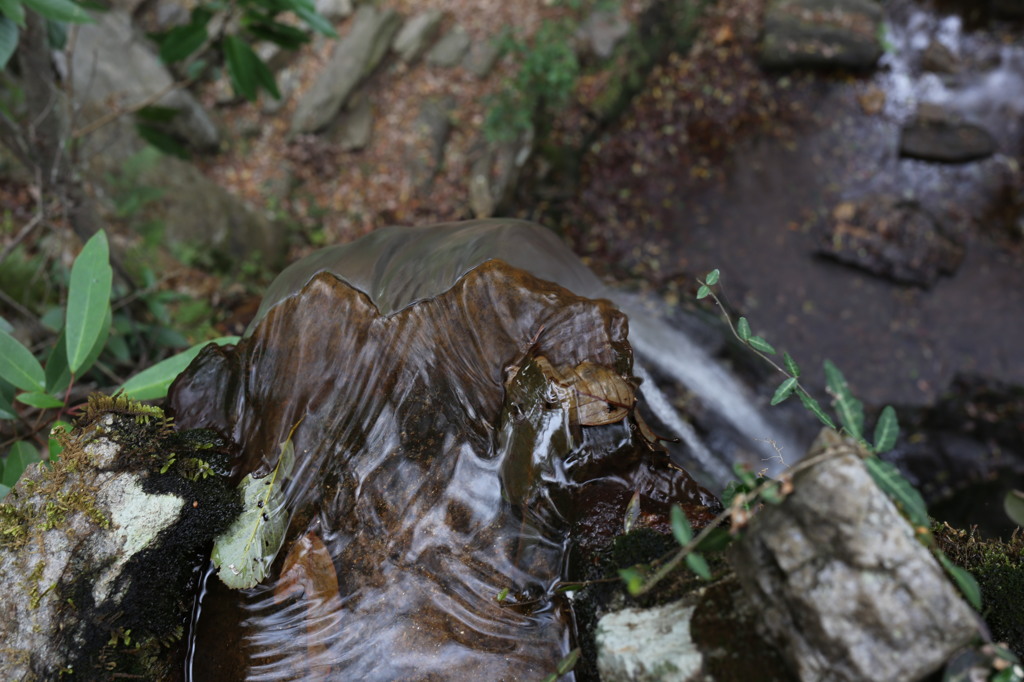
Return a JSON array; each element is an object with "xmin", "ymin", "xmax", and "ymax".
[
  {"xmin": 534, "ymin": 357, "xmax": 635, "ymax": 426},
  {"xmin": 274, "ymin": 530, "xmax": 342, "ymax": 680}
]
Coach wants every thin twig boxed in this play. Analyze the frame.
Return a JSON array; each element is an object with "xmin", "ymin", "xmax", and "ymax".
[{"xmin": 0, "ymin": 213, "xmax": 43, "ymax": 266}]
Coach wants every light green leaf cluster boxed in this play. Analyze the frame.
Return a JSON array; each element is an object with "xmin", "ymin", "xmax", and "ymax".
[{"xmin": 211, "ymin": 432, "xmax": 297, "ymax": 589}]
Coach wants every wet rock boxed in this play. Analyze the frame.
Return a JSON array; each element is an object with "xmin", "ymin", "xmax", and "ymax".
[
  {"xmin": 408, "ymin": 95, "xmax": 455, "ymax": 191},
  {"xmin": 900, "ymin": 106, "xmax": 997, "ymax": 163},
  {"xmin": 171, "ymin": 219, "xmax": 719, "ymax": 679},
  {"xmin": 579, "ymin": 8, "xmax": 631, "ymax": 59},
  {"xmin": 596, "ymin": 598, "xmax": 704, "ymax": 681},
  {"xmin": 392, "ymin": 9, "xmax": 444, "ymax": 64},
  {"xmin": 758, "ymin": 0, "xmax": 883, "ymax": 70},
  {"xmin": 315, "ymin": 0, "xmax": 352, "ymax": 21},
  {"xmin": 426, "ymin": 24, "xmax": 471, "ymax": 67},
  {"xmin": 730, "ymin": 430, "xmax": 979, "ymax": 682},
  {"xmin": 291, "ymin": 6, "xmax": 401, "ymax": 135},
  {"xmin": 71, "ymin": 10, "xmax": 219, "ymax": 152},
  {"xmin": 463, "ymin": 36, "xmax": 503, "ymax": 78},
  {"xmin": 328, "ymin": 89, "xmax": 374, "ymax": 150},
  {"xmin": 818, "ymin": 194, "xmax": 965, "ymax": 286},
  {"xmin": 921, "ymin": 39, "xmax": 961, "ymax": 74},
  {"xmin": 0, "ymin": 399, "xmax": 238, "ymax": 680}
]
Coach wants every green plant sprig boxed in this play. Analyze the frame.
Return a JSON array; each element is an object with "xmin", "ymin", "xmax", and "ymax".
[
  {"xmin": 692, "ymin": 269, "xmax": 982, "ymax": 611},
  {"xmin": 697, "ymin": 269, "xmax": 899, "ymax": 454}
]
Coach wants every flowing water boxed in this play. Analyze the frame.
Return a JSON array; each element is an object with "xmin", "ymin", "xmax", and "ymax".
[{"xmin": 173, "ymin": 220, "xmax": 723, "ymax": 680}]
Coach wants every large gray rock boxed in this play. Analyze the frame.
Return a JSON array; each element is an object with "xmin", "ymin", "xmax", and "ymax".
[
  {"xmin": 290, "ymin": 6, "xmax": 401, "ymax": 134},
  {"xmin": 730, "ymin": 430, "xmax": 979, "ymax": 682},
  {"xmin": 758, "ymin": 0, "xmax": 883, "ymax": 70},
  {"xmin": 71, "ymin": 10, "xmax": 219, "ymax": 151},
  {"xmin": 392, "ymin": 9, "xmax": 444, "ymax": 64},
  {"xmin": 0, "ymin": 406, "xmax": 238, "ymax": 679}
]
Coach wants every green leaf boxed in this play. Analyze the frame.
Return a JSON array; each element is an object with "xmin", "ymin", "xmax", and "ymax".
[
  {"xmin": 45, "ymin": 16, "xmax": 65, "ymax": 48},
  {"xmin": 76, "ymin": 304, "xmax": 111, "ymax": 377},
  {"xmin": 44, "ymin": 330, "xmax": 71, "ymax": 394},
  {"xmin": 770, "ymin": 377, "xmax": 798, "ymax": 406},
  {"xmin": 864, "ymin": 456, "xmax": 929, "ymax": 528},
  {"xmin": 670, "ymin": 504, "xmax": 692, "ymax": 545},
  {"xmin": 695, "ymin": 527, "xmax": 733, "ymax": 553},
  {"xmin": 247, "ymin": 20, "xmax": 310, "ymax": 49},
  {"xmin": 0, "ymin": 483, "xmax": 9, "ymax": 499},
  {"xmin": 747, "ymin": 335, "xmax": 776, "ymax": 355},
  {"xmin": 2, "ymin": 441, "xmax": 39, "ymax": 487},
  {"xmin": 16, "ymin": 392, "xmax": 64, "ymax": 408},
  {"xmin": 623, "ymin": 489, "xmax": 640, "ymax": 534},
  {"xmin": 797, "ymin": 389, "xmax": 836, "ymax": 430},
  {"xmin": 824, "ymin": 360, "xmax": 864, "ymax": 441},
  {"xmin": 783, "ymin": 351, "xmax": 800, "ymax": 378},
  {"xmin": 556, "ymin": 648, "xmax": 581, "ymax": 675},
  {"xmin": 0, "ymin": 16, "xmax": 17, "ymax": 69},
  {"xmin": 158, "ymin": 20, "xmax": 208, "ymax": 63},
  {"xmin": 120, "ymin": 336, "xmax": 239, "ymax": 400},
  {"xmin": 936, "ymin": 552, "xmax": 981, "ymax": 610},
  {"xmin": 732, "ymin": 462, "xmax": 756, "ymax": 488},
  {"xmin": 618, "ymin": 567, "xmax": 645, "ymax": 596},
  {"xmin": 495, "ymin": 587, "xmax": 509, "ymax": 602},
  {"xmin": 0, "ymin": 0, "xmax": 25, "ymax": 27},
  {"xmin": 685, "ymin": 552, "xmax": 711, "ymax": 580},
  {"xmin": 224, "ymin": 33, "xmax": 260, "ymax": 101},
  {"xmin": 66, "ymin": 231, "xmax": 112, "ymax": 375},
  {"xmin": 696, "ymin": 285, "xmax": 710, "ymax": 300},
  {"xmin": 251, "ymin": 49, "xmax": 280, "ymax": 99},
  {"xmin": 0, "ymin": 328, "xmax": 44, "ymax": 392},
  {"xmin": 872, "ymin": 405, "xmax": 899, "ymax": 454},
  {"xmin": 291, "ymin": 0, "xmax": 337, "ymax": 37},
  {"xmin": 211, "ymin": 428, "xmax": 297, "ymax": 589},
  {"xmin": 22, "ymin": 0, "xmax": 90, "ymax": 23},
  {"xmin": 1004, "ymin": 489, "xmax": 1024, "ymax": 528},
  {"xmin": 736, "ymin": 317, "xmax": 751, "ymax": 341},
  {"xmin": 760, "ymin": 481, "xmax": 783, "ymax": 505},
  {"xmin": 704, "ymin": 268, "xmax": 719, "ymax": 286}
]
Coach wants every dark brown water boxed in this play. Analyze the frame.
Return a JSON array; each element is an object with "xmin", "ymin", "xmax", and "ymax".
[{"xmin": 171, "ymin": 232, "xmax": 719, "ymax": 680}]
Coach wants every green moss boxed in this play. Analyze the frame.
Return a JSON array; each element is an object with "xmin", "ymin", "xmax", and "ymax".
[{"xmin": 934, "ymin": 522, "xmax": 1024, "ymax": 657}]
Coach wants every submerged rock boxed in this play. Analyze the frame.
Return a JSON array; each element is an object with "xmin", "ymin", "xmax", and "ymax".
[
  {"xmin": 758, "ymin": 0, "xmax": 883, "ymax": 70},
  {"xmin": 818, "ymin": 194, "xmax": 965, "ymax": 286},
  {"xmin": 170, "ymin": 220, "xmax": 719, "ymax": 679}
]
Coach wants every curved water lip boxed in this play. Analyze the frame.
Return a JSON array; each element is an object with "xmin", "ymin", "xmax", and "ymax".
[{"xmin": 252, "ymin": 219, "xmax": 798, "ymax": 485}]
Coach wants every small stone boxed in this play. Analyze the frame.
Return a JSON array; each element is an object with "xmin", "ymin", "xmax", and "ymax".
[
  {"xmin": 426, "ymin": 25, "xmax": 471, "ymax": 68},
  {"xmin": 921, "ymin": 39, "xmax": 960, "ymax": 74},
  {"xmin": 578, "ymin": 8, "xmax": 630, "ymax": 59},
  {"xmin": 596, "ymin": 599, "xmax": 705, "ymax": 682},
  {"xmin": 329, "ymin": 93, "xmax": 374, "ymax": 151},
  {"xmin": 408, "ymin": 95, "xmax": 456, "ymax": 191},
  {"xmin": 393, "ymin": 9, "xmax": 444, "ymax": 64},
  {"xmin": 900, "ymin": 110, "xmax": 997, "ymax": 164},
  {"xmin": 462, "ymin": 37, "xmax": 502, "ymax": 78},
  {"xmin": 315, "ymin": 0, "xmax": 352, "ymax": 21}
]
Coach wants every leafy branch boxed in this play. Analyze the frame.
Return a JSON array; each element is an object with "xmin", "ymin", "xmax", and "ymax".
[{"xmin": 690, "ymin": 269, "xmax": 980, "ymax": 609}]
